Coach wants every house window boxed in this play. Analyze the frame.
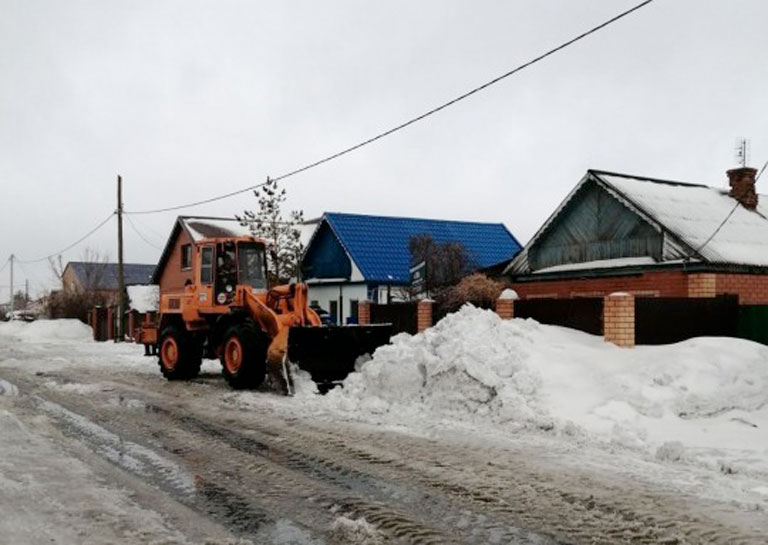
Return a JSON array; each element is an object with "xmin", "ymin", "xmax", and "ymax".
[
  {"xmin": 349, "ymin": 299, "xmax": 359, "ymax": 323},
  {"xmin": 181, "ymin": 244, "xmax": 192, "ymax": 270},
  {"xmin": 200, "ymin": 246, "xmax": 214, "ymax": 284}
]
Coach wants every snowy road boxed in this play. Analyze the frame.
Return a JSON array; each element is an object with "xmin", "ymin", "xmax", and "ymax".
[{"xmin": 1, "ymin": 320, "xmax": 767, "ymax": 544}]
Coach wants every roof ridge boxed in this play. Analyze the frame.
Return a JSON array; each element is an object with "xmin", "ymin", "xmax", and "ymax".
[
  {"xmin": 589, "ymin": 169, "xmax": 711, "ymax": 189},
  {"xmin": 179, "ymin": 215, "xmax": 240, "ymax": 221},
  {"xmin": 325, "ymin": 211, "xmax": 506, "ymax": 227}
]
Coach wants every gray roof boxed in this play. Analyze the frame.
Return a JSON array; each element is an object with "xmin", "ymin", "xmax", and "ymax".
[
  {"xmin": 507, "ymin": 169, "xmax": 768, "ymax": 275},
  {"xmin": 66, "ymin": 262, "xmax": 155, "ymax": 290}
]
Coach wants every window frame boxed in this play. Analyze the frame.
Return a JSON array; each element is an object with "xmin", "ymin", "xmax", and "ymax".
[{"xmin": 181, "ymin": 244, "xmax": 192, "ymax": 270}]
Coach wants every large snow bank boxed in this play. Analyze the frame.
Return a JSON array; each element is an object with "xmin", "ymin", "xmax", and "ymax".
[
  {"xmin": 0, "ymin": 319, "xmax": 93, "ymax": 342},
  {"xmin": 329, "ymin": 306, "xmax": 768, "ymax": 472}
]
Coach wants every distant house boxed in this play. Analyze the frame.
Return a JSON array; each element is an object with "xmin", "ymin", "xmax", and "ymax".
[
  {"xmin": 505, "ymin": 167, "xmax": 768, "ymax": 304},
  {"xmin": 301, "ymin": 212, "xmax": 522, "ymax": 324},
  {"xmin": 62, "ymin": 261, "xmax": 155, "ymax": 304}
]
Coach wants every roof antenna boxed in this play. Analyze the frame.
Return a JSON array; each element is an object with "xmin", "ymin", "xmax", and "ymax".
[{"xmin": 735, "ymin": 137, "xmax": 750, "ymax": 168}]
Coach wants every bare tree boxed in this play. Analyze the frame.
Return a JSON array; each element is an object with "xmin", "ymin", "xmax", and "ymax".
[
  {"xmin": 237, "ymin": 177, "xmax": 304, "ymax": 284},
  {"xmin": 408, "ymin": 235, "xmax": 475, "ymax": 296},
  {"xmin": 46, "ymin": 248, "xmax": 110, "ymax": 322}
]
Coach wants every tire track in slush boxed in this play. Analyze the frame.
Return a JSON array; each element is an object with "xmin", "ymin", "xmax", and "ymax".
[
  {"xmin": 22, "ymin": 382, "xmax": 465, "ymax": 545},
  {"xmin": 19, "ymin": 367, "xmax": 768, "ymax": 545}
]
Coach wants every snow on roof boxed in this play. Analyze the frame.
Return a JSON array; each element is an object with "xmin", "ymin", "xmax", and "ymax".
[
  {"xmin": 182, "ymin": 218, "xmax": 253, "ymax": 242},
  {"xmin": 533, "ymin": 256, "xmax": 657, "ymax": 274},
  {"xmin": 126, "ymin": 285, "xmax": 159, "ymax": 313},
  {"xmin": 595, "ymin": 172, "xmax": 768, "ymax": 267}
]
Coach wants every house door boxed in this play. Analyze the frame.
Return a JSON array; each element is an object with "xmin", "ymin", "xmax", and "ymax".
[{"xmin": 329, "ymin": 300, "xmax": 338, "ymax": 325}]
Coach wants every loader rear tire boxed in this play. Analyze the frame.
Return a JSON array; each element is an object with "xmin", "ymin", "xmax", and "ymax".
[
  {"xmin": 221, "ymin": 323, "xmax": 268, "ymax": 390},
  {"xmin": 158, "ymin": 326, "xmax": 202, "ymax": 380}
]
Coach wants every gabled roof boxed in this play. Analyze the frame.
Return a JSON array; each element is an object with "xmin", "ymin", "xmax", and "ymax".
[
  {"xmin": 309, "ymin": 212, "xmax": 522, "ymax": 284},
  {"xmin": 506, "ymin": 169, "xmax": 768, "ymax": 275},
  {"xmin": 152, "ymin": 216, "xmax": 251, "ymax": 283},
  {"xmin": 152, "ymin": 216, "xmax": 318, "ymax": 283},
  {"xmin": 65, "ymin": 262, "xmax": 155, "ymax": 290}
]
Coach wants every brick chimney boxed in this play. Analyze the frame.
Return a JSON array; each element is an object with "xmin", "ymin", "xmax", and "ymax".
[{"xmin": 727, "ymin": 167, "xmax": 758, "ymax": 210}]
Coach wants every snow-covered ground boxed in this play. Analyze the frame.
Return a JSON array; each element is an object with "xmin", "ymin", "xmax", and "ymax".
[{"xmin": 1, "ymin": 311, "xmax": 768, "ymax": 540}]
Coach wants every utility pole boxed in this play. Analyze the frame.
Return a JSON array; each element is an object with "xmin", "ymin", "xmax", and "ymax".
[
  {"xmin": 24, "ymin": 279, "xmax": 29, "ymax": 309},
  {"xmin": 117, "ymin": 175, "xmax": 125, "ymax": 341},
  {"xmin": 9, "ymin": 254, "xmax": 13, "ymax": 313}
]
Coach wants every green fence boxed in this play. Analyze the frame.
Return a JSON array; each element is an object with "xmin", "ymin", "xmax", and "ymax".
[{"xmin": 738, "ymin": 305, "xmax": 768, "ymax": 345}]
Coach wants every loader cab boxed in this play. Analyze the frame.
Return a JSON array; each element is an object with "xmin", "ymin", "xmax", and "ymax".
[{"xmin": 198, "ymin": 239, "xmax": 268, "ymax": 306}]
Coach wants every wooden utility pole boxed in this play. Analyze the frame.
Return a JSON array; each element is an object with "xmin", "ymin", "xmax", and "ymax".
[
  {"xmin": 9, "ymin": 254, "xmax": 13, "ymax": 313},
  {"xmin": 117, "ymin": 175, "xmax": 125, "ymax": 341}
]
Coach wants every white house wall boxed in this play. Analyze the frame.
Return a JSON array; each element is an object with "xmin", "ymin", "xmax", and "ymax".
[{"xmin": 306, "ymin": 283, "xmax": 367, "ymax": 325}]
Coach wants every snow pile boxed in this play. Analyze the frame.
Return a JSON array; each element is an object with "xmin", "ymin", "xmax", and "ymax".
[
  {"xmin": 127, "ymin": 285, "xmax": 159, "ymax": 313},
  {"xmin": 330, "ymin": 516, "xmax": 383, "ymax": 545},
  {"xmin": 0, "ymin": 319, "xmax": 93, "ymax": 342},
  {"xmin": 329, "ymin": 305, "xmax": 768, "ymax": 472},
  {"xmin": 329, "ymin": 306, "xmax": 550, "ymax": 427}
]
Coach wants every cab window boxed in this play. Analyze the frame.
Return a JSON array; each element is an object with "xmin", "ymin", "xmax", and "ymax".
[{"xmin": 238, "ymin": 243, "xmax": 267, "ymax": 290}]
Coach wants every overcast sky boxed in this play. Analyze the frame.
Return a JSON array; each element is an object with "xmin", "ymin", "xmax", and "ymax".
[{"xmin": 2, "ymin": 0, "xmax": 767, "ymax": 298}]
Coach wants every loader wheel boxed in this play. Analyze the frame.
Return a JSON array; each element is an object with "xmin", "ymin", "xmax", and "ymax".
[
  {"xmin": 220, "ymin": 324, "xmax": 268, "ymax": 389},
  {"xmin": 158, "ymin": 326, "xmax": 202, "ymax": 380}
]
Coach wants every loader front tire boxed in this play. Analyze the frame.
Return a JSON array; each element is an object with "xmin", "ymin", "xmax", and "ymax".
[
  {"xmin": 158, "ymin": 326, "xmax": 202, "ymax": 380},
  {"xmin": 221, "ymin": 324, "xmax": 268, "ymax": 390}
]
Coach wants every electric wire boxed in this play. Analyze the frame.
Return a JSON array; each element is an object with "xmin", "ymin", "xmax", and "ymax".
[
  {"xmin": 688, "ymin": 159, "xmax": 768, "ymax": 259},
  {"xmin": 16, "ymin": 213, "xmax": 116, "ymax": 264},
  {"xmin": 125, "ymin": 0, "xmax": 656, "ymax": 215},
  {"xmin": 125, "ymin": 214, "xmax": 165, "ymax": 251},
  {"xmin": 0, "ymin": 257, "xmax": 9, "ymax": 275}
]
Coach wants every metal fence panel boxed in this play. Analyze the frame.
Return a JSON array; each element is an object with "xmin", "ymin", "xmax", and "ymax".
[
  {"xmin": 515, "ymin": 298, "xmax": 603, "ymax": 335},
  {"xmin": 370, "ymin": 302, "xmax": 418, "ymax": 335},
  {"xmin": 738, "ymin": 305, "xmax": 768, "ymax": 345},
  {"xmin": 635, "ymin": 295, "xmax": 738, "ymax": 345}
]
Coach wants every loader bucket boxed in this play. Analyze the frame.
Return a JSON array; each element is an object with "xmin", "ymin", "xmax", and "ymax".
[{"xmin": 288, "ymin": 324, "xmax": 393, "ymax": 388}]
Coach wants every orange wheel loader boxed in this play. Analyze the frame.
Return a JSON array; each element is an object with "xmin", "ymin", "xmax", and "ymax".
[{"xmin": 137, "ymin": 234, "xmax": 391, "ymax": 393}]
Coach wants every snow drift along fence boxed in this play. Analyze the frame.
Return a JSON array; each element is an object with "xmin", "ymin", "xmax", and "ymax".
[
  {"xmin": 635, "ymin": 295, "xmax": 738, "ymax": 345},
  {"xmin": 514, "ymin": 297, "xmax": 603, "ymax": 336}
]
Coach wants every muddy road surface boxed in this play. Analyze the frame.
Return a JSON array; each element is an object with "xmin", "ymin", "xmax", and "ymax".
[{"xmin": 1, "ymin": 358, "xmax": 765, "ymax": 545}]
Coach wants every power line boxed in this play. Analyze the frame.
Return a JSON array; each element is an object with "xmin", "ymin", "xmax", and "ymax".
[
  {"xmin": 0, "ymin": 256, "xmax": 9, "ymax": 275},
  {"xmin": 125, "ymin": 0, "xmax": 656, "ymax": 215},
  {"xmin": 125, "ymin": 214, "xmax": 165, "ymax": 251},
  {"xmin": 688, "ymin": 159, "xmax": 768, "ymax": 259},
  {"xmin": 16, "ymin": 213, "xmax": 115, "ymax": 264}
]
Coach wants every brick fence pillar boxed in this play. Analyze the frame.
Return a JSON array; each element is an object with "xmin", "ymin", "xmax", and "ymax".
[
  {"xmin": 417, "ymin": 299, "xmax": 434, "ymax": 333},
  {"xmin": 603, "ymin": 292, "xmax": 635, "ymax": 348},
  {"xmin": 358, "ymin": 300, "xmax": 371, "ymax": 325},
  {"xmin": 688, "ymin": 273, "xmax": 716, "ymax": 298},
  {"xmin": 495, "ymin": 289, "xmax": 518, "ymax": 319}
]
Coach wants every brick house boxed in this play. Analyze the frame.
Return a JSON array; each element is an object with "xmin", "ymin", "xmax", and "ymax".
[
  {"xmin": 63, "ymin": 261, "xmax": 155, "ymax": 304},
  {"xmin": 505, "ymin": 167, "xmax": 768, "ymax": 305}
]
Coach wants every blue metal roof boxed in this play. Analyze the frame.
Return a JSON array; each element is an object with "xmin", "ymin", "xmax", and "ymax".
[{"xmin": 320, "ymin": 213, "xmax": 522, "ymax": 283}]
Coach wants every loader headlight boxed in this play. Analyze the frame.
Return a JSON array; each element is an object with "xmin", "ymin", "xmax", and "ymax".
[
  {"xmin": 226, "ymin": 285, "xmax": 233, "ymax": 293},
  {"xmin": 217, "ymin": 293, "xmax": 227, "ymax": 304}
]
